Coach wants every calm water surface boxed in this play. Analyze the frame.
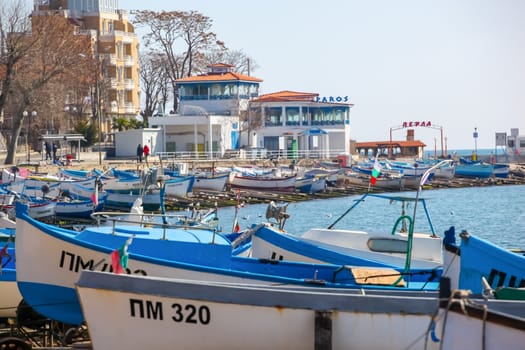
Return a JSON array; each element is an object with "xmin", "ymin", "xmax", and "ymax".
[{"xmin": 211, "ymin": 184, "xmax": 525, "ymax": 250}]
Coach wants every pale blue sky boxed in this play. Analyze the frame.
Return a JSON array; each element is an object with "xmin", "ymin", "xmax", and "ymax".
[{"xmin": 29, "ymin": 0, "xmax": 525, "ymax": 149}]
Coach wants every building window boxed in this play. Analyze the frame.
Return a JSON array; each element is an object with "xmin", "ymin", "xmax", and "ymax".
[
  {"xmin": 264, "ymin": 107, "xmax": 282, "ymax": 127},
  {"xmin": 285, "ymin": 107, "xmax": 300, "ymax": 126}
]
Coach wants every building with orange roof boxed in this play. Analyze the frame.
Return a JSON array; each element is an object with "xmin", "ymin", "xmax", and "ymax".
[
  {"xmin": 248, "ymin": 91, "xmax": 352, "ymax": 158},
  {"xmin": 149, "ymin": 66, "xmax": 353, "ymax": 159},
  {"xmin": 355, "ymin": 129, "xmax": 427, "ymax": 158},
  {"xmin": 149, "ymin": 63, "xmax": 262, "ymax": 157}
]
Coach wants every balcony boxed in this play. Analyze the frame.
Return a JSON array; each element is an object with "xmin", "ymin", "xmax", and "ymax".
[
  {"xmin": 123, "ymin": 79, "xmax": 135, "ymax": 90},
  {"xmin": 124, "ymin": 103, "xmax": 137, "ymax": 114},
  {"xmin": 100, "ymin": 54, "xmax": 116, "ymax": 65},
  {"xmin": 123, "ymin": 55, "xmax": 135, "ymax": 67}
]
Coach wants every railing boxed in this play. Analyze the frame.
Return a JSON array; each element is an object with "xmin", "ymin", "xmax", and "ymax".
[{"xmin": 155, "ymin": 149, "xmax": 349, "ymax": 162}]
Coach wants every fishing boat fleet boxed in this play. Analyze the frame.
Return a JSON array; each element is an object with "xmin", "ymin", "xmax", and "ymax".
[{"xmin": 0, "ymin": 159, "xmax": 524, "ymax": 349}]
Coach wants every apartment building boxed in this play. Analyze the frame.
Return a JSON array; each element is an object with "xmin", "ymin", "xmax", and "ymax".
[{"xmin": 31, "ymin": 0, "xmax": 140, "ymax": 134}]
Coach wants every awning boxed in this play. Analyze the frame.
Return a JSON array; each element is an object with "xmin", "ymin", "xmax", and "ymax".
[
  {"xmin": 300, "ymin": 127, "xmax": 327, "ymax": 136},
  {"xmin": 39, "ymin": 134, "xmax": 87, "ymax": 142}
]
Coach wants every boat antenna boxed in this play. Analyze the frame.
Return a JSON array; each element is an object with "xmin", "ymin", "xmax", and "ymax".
[{"xmin": 411, "ymin": 160, "xmax": 453, "ymax": 229}]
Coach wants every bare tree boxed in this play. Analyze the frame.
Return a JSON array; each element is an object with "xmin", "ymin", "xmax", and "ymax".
[
  {"xmin": 139, "ymin": 51, "xmax": 170, "ymax": 121},
  {"xmin": 1, "ymin": 4, "xmax": 92, "ymax": 164},
  {"xmin": 131, "ymin": 10, "xmax": 224, "ymax": 113},
  {"xmin": 204, "ymin": 48, "xmax": 258, "ymax": 75}
]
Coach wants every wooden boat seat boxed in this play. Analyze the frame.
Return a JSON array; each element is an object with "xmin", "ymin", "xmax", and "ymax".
[{"xmin": 351, "ymin": 267, "xmax": 405, "ymax": 287}]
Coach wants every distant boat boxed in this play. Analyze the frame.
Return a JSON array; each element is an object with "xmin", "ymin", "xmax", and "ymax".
[
  {"xmin": 492, "ymin": 163, "xmax": 510, "ymax": 178},
  {"xmin": 54, "ymin": 198, "xmax": 102, "ymax": 218},
  {"xmin": 230, "ymin": 174, "xmax": 297, "ymax": 192},
  {"xmin": 343, "ymin": 170, "xmax": 405, "ymax": 190},
  {"xmin": 454, "ymin": 158, "xmax": 494, "ymax": 178},
  {"xmin": 295, "ymin": 176, "xmax": 326, "ymax": 194},
  {"xmin": 163, "ymin": 175, "xmax": 194, "ymax": 198},
  {"xmin": 193, "ymin": 173, "xmax": 230, "ymax": 192},
  {"xmin": 105, "ymin": 190, "xmax": 161, "ymax": 211}
]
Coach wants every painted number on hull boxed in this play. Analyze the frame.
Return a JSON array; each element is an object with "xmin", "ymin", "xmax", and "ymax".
[{"xmin": 130, "ymin": 298, "xmax": 210, "ymax": 325}]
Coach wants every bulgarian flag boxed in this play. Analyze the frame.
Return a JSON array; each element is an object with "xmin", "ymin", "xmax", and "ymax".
[
  {"xmin": 111, "ymin": 236, "xmax": 133, "ymax": 274},
  {"xmin": 232, "ymin": 189, "xmax": 241, "ymax": 233},
  {"xmin": 91, "ymin": 181, "xmax": 99, "ymax": 207},
  {"xmin": 370, "ymin": 155, "xmax": 381, "ymax": 186}
]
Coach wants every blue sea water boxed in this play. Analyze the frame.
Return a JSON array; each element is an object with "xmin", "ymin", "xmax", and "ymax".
[
  {"xmin": 423, "ymin": 148, "xmax": 506, "ymax": 158},
  {"xmin": 212, "ymin": 184, "xmax": 525, "ymax": 250}
]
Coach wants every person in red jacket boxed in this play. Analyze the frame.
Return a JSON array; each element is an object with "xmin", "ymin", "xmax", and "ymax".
[{"xmin": 143, "ymin": 144, "xmax": 150, "ymax": 165}]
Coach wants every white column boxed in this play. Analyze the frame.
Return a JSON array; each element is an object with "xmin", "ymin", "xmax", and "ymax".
[
  {"xmin": 193, "ymin": 123, "xmax": 198, "ymax": 157},
  {"xmin": 208, "ymin": 117, "xmax": 213, "ymax": 159}
]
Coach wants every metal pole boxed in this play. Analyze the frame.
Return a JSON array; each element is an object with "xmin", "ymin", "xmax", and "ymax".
[
  {"xmin": 98, "ymin": 104, "xmax": 102, "ymax": 165},
  {"xmin": 389, "ymin": 127, "xmax": 392, "ymax": 159},
  {"xmin": 440, "ymin": 127, "xmax": 444, "ymax": 158},
  {"xmin": 24, "ymin": 111, "xmax": 29, "ymax": 162}
]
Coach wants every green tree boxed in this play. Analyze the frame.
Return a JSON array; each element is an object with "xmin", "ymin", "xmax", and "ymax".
[{"xmin": 74, "ymin": 120, "xmax": 98, "ymax": 147}]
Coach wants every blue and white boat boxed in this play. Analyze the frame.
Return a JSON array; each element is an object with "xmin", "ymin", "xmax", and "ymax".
[
  {"xmin": 0, "ymin": 233, "xmax": 19, "ymax": 319},
  {"xmin": 250, "ymin": 193, "xmax": 443, "ymax": 270},
  {"xmin": 492, "ymin": 163, "xmax": 510, "ymax": 178},
  {"xmin": 443, "ymin": 227, "xmax": 525, "ymax": 295},
  {"xmin": 54, "ymin": 198, "xmax": 103, "ymax": 218},
  {"xmin": 15, "ymin": 201, "xmax": 438, "ymax": 325},
  {"xmin": 454, "ymin": 158, "xmax": 494, "ymax": 178}
]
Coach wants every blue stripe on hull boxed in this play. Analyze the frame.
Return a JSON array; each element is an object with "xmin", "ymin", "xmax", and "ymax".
[
  {"xmin": 17, "ymin": 281, "xmax": 83, "ymax": 325},
  {"xmin": 0, "ymin": 269, "xmax": 16, "ymax": 283}
]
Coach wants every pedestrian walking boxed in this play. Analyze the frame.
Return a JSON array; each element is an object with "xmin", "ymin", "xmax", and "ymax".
[
  {"xmin": 45, "ymin": 142, "xmax": 52, "ymax": 160},
  {"xmin": 136, "ymin": 143, "xmax": 143, "ymax": 163},
  {"xmin": 143, "ymin": 144, "xmax": 150, "ymax": 165},
  {"xmin": 52, "ymin": 142, "xmax": 58, "ymax": 161}
]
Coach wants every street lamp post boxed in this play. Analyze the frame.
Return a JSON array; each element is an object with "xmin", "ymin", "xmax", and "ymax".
[
  {"xmin": 473, "ymin": 127, "xmax": 478, "ymax": 161},
  {"xmin": 24, "ymin": 110, "xmax": 37, "ymax": 162}
]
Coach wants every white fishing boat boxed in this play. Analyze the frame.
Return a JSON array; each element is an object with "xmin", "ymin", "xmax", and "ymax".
[
  {"xmin": 76, "ymin": 272, "xmax": 525, "ymax": 350},
  {"xmin": 342, "ymin": 170, "xmax": 405, "ymax": 190},
  {"xmin": 230, "ymin": 174, "xmax": 297, "ymax": 192},
  {"xmin": 163, "ymin": 175, "xmax": 194, "ymax": 198},
  {"xmin": 192, "ymin": 172, "xmax": 230, "ymax": 192},
  {"xmin": 435, "ymin": 286, "xmax": 525, "ymax": 350}
]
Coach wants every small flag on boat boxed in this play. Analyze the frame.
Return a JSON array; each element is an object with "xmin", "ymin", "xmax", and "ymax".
[
  {"xmin": 111, "ymin": 235, "xmax": 133, "ymax": 274},
  {"xmin": 370, "ymin": 155, "xmax": 381, "ymax": 186},
  {"xmin": 91, "ymin": 177, "xmax": 99, "ymax": 207},
  {"xmin": 232, "ymin": 189, "xmax": 241, "ymax": 233}
]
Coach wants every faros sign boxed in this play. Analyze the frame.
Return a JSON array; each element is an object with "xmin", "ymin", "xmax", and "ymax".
[{"xmin": 315, "ymin": 96, "xmax": 349, "ymax": 103}]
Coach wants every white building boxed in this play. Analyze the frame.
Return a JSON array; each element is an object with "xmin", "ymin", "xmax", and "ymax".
[
  {"xmin": 148, "ymin": 64, "xmax": 353, "ymax": 159},
  {"xmin": 505, "ymin": 128, "xmax": 525, "ymax": 156}
]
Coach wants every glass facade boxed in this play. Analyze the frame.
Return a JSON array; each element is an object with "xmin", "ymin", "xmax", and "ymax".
[{"xmin": 179, "ymin": 82, "xmax": 259, "ymax": 101}]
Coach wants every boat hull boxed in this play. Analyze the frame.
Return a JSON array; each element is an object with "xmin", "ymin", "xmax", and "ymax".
[
  {"xmin": 77, "ymin": 271, "xmax": 440, "ymax": 350},
  {"xmin": 15, "ymin": 202, "xmax": 436, "ymax": 325},
  {"xmin": 231, "ymin": 175, "xmax": 297, "ymax": 192},
  {"xmin": 251, "ymin": 225, "xmax": 443, "ymax": 270}
]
